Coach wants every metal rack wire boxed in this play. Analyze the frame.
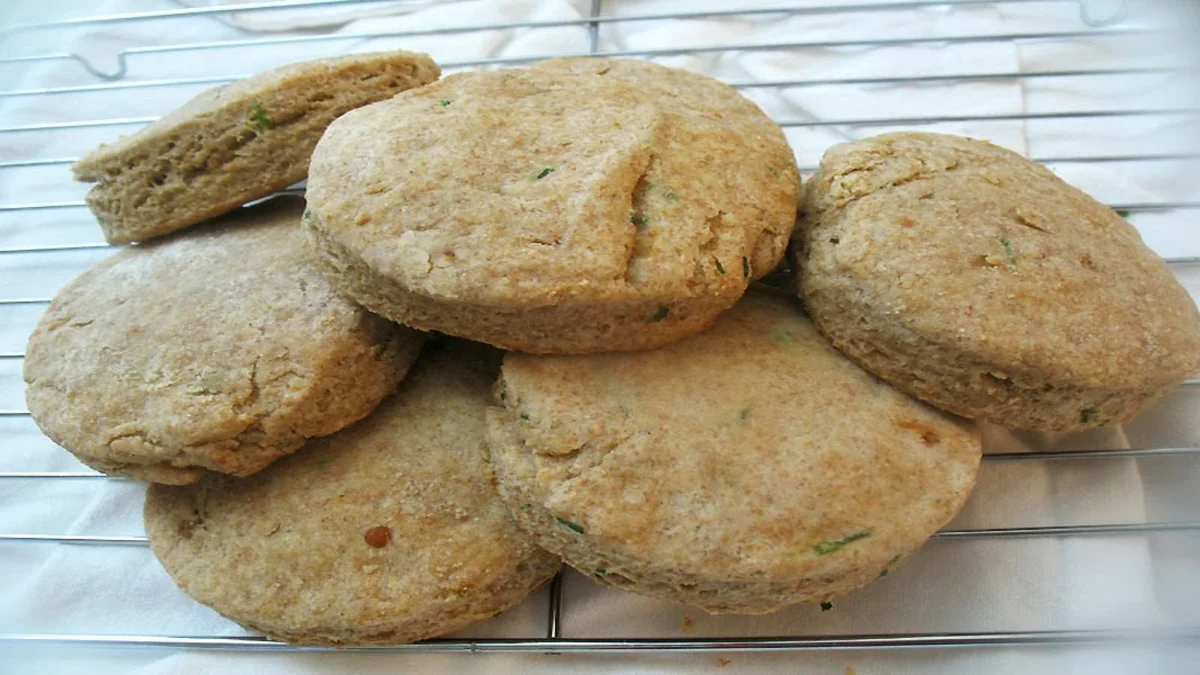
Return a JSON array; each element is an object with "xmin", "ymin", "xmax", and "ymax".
[{"xmin": 1, "ymin": 0, "xmax": 1198, "ymax": 660}]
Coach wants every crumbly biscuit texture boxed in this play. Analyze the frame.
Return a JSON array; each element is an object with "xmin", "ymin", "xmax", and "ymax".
[
  {"xmin": 306, "ymin": 59, "xmax": 799, "ymax": 353},
  {"xmin": 73, "ymin": 51, "xmax": 440, "ymax": 244},
  {"xmin": 144, "ymin": 340, "xmax": 560, "ymax": 645},
  {"xmin": 24, "ymin": 198, "xmax": 424, "ymax": 484},
  {"xmin": 792, "ymin": 131, "xmax": 1200, "ymax": 431},
  {"xmin": 488, "ymin": 288, "xmax": 980, "ymax": 613}
]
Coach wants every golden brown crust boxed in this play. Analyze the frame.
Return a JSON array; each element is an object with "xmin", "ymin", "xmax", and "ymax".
[
  {"xmin": 72, "ymin": 51, "xmax": 440, "ymax": 244},
  {"xmin": 144, "ymin": 340, "xmax": 560, "ymax": 646},
  {"xmin": 305, "ymin": 59, "xmax": 799, "ymax": 353},
  {"xmin": 23, "ymin": 198, "xmax": 425, "ymax": 484},
  {"xmin": 791, "ymin": 132, "xmax": 1200, "ymax": 431},
  {"xmin": 487, "ymin": 288, "xmax": 980, "ymax": 613}
]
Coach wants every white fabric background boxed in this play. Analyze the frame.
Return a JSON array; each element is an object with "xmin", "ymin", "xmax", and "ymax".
[{"xmin": 1, "ymin": 1, "xmax": 1198, "ymax": 673}]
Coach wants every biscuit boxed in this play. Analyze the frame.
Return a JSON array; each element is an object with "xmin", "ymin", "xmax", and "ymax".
[
  {"xmin": 305, "ymin": 59, "xmax": 799, "ymax": 354},
  {"xmin": 73, "ymin": 51, "xmax": 439, "ymax": 244},
  {"xmin": 144, "ymin": 340, "xmax": 561, "ymax": 646},
  {"xmin": 487, "ymin": 288, "xmax": 980, "ymax": 613},
  {"xmin": 24, "ymin": 198, "xmax": 424, "ymax": 485},
  {"xmin": 791, "ymin": 132, "xmax": 1200, "ymax": 431}
]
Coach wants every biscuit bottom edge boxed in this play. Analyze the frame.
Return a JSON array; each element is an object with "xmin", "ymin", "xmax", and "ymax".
[
  {"xmin": 801, "ymin": 291, "xmax": 1187, "ymax": 432},
  {"xmin": 234, "ymin": 552, "xmax": 562, "ymax": 647},
  {"xmin": 303, "ymin": 213, "xmax": 729, "ymax": 354},
  {"xmin": 79, "ymin": 455, "xmax": 206, "ymax": 485}
]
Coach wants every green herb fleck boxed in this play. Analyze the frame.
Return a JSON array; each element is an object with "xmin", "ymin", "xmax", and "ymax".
[
  {"xmin": 813, "ymin": 531, "xmax": 872, "ymax": 556},
  {"xmin": 651, "ymin": 306, "xmax": 670, "ymax": 322},
  {"xmin": 520, "ymin": 504, "xmax": 534, "ymax": 512},
  {"xmin": 631, "ymin": 211, "xmax": 649, "ymax": 227},
  {"xmin": 1080, "ymin": 408, "xmax": 1100, "ymax": 424},
  {"xmin": 878, "ymin": 568, "xmax": 889, "ymax": 578},
  {"xmin": 519, "ymin": 413, "xmax": 531, "ymax": 422},
  {"xmin": 820, "ymin": 601, "xmax": 833, "ymax": 612},
  {"xmin": 535, "ymin": 167, "xmax": 555, "ymax": 180},
  {"xmin": 436, "ymin": 99, "xmax": 452, "ymax": 107},
  {"xmin": 555, "ymin": 516, "xmax": 585, "ymax": 534},
  {"xmin": 249, "ymin": 101, "xmax": 274, "ymax": 130},
  {"xmin": 594, "ymin": 568, "xmax": 607, "ymax": 577},
  {"xmin": 739, "ymin": 407, "xmax": 752, "ymax": 423},
  {"xmin": 315, "ymin": 457, "xmax": 332, "ymax": 470},
  {"xmin": 742, "ymin": 256, "xmax": 751, "ymax": 278},
  {"xmin": 1115, "ymin": 209, "xmax": 1130, "ymax": 219},
  {"xmin": 997, "ymin": 236, "xmax": 1017, "ymax": 267},
  {"xmin": 770, "ymin": 329, "xmax": 794, "ymax": 344},
  {"xmin": 714, "ymin": 258, "xmax": 726, "ymax": 275},
  {"xmin": 768, "ymin": 157, "xmax": 795, "ymax": 180},
  {"xmin": 647, "ymin": 183, "xmax": 679, "ymax": 201}
]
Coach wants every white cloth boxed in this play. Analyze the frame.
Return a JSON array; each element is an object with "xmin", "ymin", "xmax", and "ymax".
[{"xmin": 1, "ymin": 1, "xmax": 1198, "ymax": 673}]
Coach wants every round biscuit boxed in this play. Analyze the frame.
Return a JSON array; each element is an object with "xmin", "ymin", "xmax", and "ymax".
[
  {"xmin": 72, "ymin": 51, "xmax": 440, "ymax": 244},
  {"xmin": 791, "ymin": 132, "xmax": 1200, "ymax": 431},
  {"xmin": 305, "ymin": 59, "xmax": 799, "ymax": 354},
  {"xmin": 144, "ymin": 340, "xmax": 560, "ymax": 646},
  {"xmin": 487, "ymin": 287, "xmax": 980, "ymax": 613},
  {"xmin": 24, "ymin": 197, "xmax": 424, "ymax": 484}
]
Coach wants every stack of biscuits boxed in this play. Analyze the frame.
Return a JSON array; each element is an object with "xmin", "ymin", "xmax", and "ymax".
[{"xmin": 23, "ymin": 51, "xmax": 1200, "ymax": 645}]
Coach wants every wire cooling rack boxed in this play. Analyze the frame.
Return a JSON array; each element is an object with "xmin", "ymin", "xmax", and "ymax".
[{"xmin": 1, "ymin": 0, "xmax": 1199, "ymax": 663}]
